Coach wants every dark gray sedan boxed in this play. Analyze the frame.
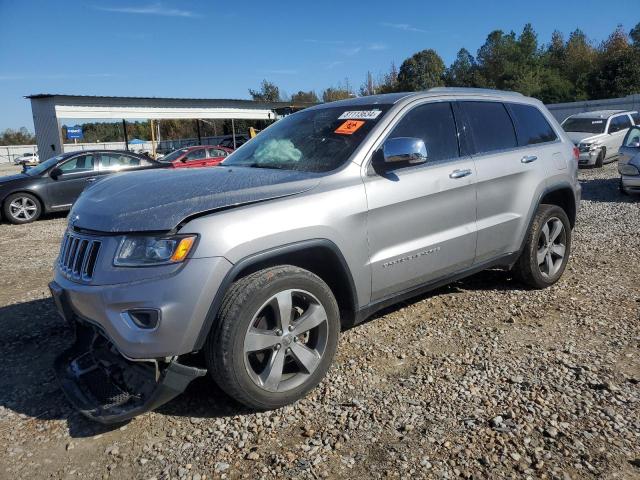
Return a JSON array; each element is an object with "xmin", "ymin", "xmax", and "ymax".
[{"xmin": 0, "ymin": 150, "xmax": 164, "ymax": 224}]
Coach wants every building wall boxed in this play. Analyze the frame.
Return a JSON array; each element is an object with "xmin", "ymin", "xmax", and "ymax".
[
  {"xmin": 30, "ymin": 97, "xmax": 63, "ymax": 159},
  {"xmin": 547, "ymin": 94, "xmax": 640, "ymax": 123}
]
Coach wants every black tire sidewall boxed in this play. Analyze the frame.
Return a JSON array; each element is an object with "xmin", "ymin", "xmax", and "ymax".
[
  {"xmin": 208, "ymin": 267, "xmax": 340, "ymax": 410},
  {"xmin": 3, "ymin": 193, "xmax": 41, "ymax": 224},
  {"xmin": 521, "ymin": 205, "xmax": 572, "ymax": 288}
]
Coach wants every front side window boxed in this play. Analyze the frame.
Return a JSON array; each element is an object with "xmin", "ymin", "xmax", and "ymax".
[
  {"xmin": 101, "ymin": 153, "xmax": 141, "ymax": 170},
  {"xmin": 386, "ymin": 102, "xmax": 459, "ymax": 162},
  {"xmin": 159, "ymin": 148, "xmax": 189, "ymax": 162},
  {"xmin": 186, "ymin": 149, "xmax": 207, "ymax": 161},
  {"xmin": 508, "ymin": 103, "xmax": 557, "ymax": 146},
  {"xmin": 59, "ymin": 154, "xmax": 96, "ymax": 173},
  {"xmin": 460, "ymin": 101, "xmax": 517, "ymax": 154},
  {"xmin": 623, "ymin": 126, "xmax": 640, "ymax": 147},
  {"xmin": 561, "ymin": 117, "xmax": 606, "ymax": 134},
  {"xmin": 631, "ymin": 112, "xmax": 640, "ymax": 125},
  {"xmin": 222, "ymin": 104, "xmax": 392, "ymax": 173}
]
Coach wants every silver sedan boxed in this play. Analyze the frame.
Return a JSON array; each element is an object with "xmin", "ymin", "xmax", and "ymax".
[{"xmin": 619, "ymin": 126, "xmax": 640, "ymax": 195}]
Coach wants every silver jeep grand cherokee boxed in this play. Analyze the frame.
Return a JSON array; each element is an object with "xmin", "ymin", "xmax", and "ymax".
[{"xmin": 50, "ymin": 88, "xmax": 581, "ymax": 423}]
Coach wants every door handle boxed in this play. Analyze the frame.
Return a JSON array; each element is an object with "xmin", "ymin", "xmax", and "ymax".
[
  {"xmin": 449, "ymin": 169, "xmax": 472, "ymax": 179},
  {"xmin": 86, "ymin": 177, "xmax": 97, "ymax": 182},
  {"xmin": 521, "ymin": 155, "xmax": 538, "ymax": 163}
]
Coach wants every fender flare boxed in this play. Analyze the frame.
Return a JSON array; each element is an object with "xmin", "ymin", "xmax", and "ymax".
[{"xmin": 193, "ymin": 238, "xmax": 358, "ymax": 351}]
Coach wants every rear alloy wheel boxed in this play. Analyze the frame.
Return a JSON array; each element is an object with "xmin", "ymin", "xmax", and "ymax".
[
  {"xmin": 513, "ymin": 204, "xmax": 571, "ymax": 289},
  {"xmin": 206, "ymin": 265, "xmax": 340, "ymax": 410},
  {"xmin": 3, "ymin": 193, "xmax": 42, "ymax": 224}
]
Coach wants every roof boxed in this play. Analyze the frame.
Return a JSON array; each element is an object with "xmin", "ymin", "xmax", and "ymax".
[
  {"xmin": 569, "ymin": 109, "xmax": 635, "ymax": 119},
  {"xmin": 25, "ymin": 93, "xmax": 316, "ymax": 109}
]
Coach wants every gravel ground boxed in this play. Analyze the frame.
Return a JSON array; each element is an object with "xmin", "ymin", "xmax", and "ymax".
[{"xmin": 0, "ymin": 162, "xmax": 638, "ymax": 480}]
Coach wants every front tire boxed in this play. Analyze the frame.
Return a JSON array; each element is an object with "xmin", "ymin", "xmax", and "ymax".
[
  {"xmin": 595, "ymin": 148, "xmax": 605, "ymax": 167},
  {"xmin": 513, "ymin": 204, "xmax": 571, "ymax": 289},
  {"xmin": 205, "ymin": 265, "xmax": 340, "ymax": 410},
  {"xmin": 3, "ymin": 192, "xmax": 42, "ymax": 224}
]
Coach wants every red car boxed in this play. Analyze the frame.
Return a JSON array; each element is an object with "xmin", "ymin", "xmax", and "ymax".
[{"xmin": 159, "ymin": 145, "xmax": 233, "ymax": 168}]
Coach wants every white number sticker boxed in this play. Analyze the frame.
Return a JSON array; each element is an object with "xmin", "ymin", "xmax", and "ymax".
[{"xmin": 338, "ymin": 110, "xmax": 382, "ymax": 120}]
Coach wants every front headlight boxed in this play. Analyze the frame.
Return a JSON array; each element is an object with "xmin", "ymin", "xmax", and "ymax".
[
  {"xmin": 620, "ymin": 164, "xmax": 640, "ymax": 176},
  {"xmin": 114, "ymin": 235, "xmax": 197, "ymax": 266}
]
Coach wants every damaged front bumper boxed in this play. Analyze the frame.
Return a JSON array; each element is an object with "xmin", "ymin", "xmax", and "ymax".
[{"xmin": 54, "ymin": 309, "xmax": 206, "ymax": 424}]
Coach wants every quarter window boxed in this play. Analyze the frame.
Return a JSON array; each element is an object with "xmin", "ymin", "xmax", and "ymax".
[
  {"xmin": 460, "ymin": 102, "xmax": 517, "ymax": 154},
  {"xmin": 508, "ymin": 103, "xmax": 557, "ymax": 145},
  {"xmin": 386, "ymin": 102, "xmax": 459, "ymax": 162},
  {"xmin": 59, "ymin": 154, "xmax": 95, "ymax": 173}
]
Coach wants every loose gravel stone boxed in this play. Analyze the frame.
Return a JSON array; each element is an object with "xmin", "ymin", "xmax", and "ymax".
[{"xmin": 0, "ymin": 162, "xmax": 638, "ymax": 479}]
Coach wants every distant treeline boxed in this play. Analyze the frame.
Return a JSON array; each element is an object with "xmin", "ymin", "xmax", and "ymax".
[
  {"xmin": 4, "ymin": 22, "xmax": 639, "ymax": 145},
  {"xmin": 253, "ymin": 23, "xmax": 640, "ymax": 105}
]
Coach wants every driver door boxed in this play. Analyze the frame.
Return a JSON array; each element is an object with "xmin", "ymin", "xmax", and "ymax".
[
  {"xmin": 47, "ymin": 153, "xmax": 98, "ymax": 208},
  {"xmin": 363, "ymin": 101, "xmax": 478, "ymax": 301}
]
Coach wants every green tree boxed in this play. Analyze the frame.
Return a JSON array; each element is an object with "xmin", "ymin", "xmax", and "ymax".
[
  {"xmin": 249, "ymin": 80, "xmax": 281, "ymax": 102},
  {"xmin": 290, "ymin": 90, "xmax": 319, "ymax": 103},
  {"xmin": 397, "ymin": 49, "xmax": 445, "ymax": 91},
  {"xmin": 0, "ymin": 127, "xmax": 35, "ymax": 145},
  {"xmin": 588, "ymin": 26, "xmax": 640, "ymax": 99},
  {"xmin": 444, "ymin": 48, "xmax": 478, "ymax": 87},
  {"xmin": 322, "ymin": 87, "xmax": 352, "ymax": 102}
]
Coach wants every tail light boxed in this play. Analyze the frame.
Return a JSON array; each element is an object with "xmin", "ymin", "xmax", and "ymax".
[{"xmin": 573, "ymin": 146, "xmax": 580, "ymax": 161}]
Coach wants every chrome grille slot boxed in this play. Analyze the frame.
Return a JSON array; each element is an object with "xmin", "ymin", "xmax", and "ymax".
[{"xmin": 58, "ymin": 232, "xmax": 102, "ymax": 281}]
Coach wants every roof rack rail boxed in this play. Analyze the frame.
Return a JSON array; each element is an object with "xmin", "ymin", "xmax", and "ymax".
[{"xmin": 426, "ymin": 87, "xmax": 524, "ymax": 97}]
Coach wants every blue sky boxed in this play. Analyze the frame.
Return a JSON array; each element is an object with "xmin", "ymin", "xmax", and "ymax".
[{"xmin": 0, "ymin": 0, "xmax": 636, "ymax": 131}]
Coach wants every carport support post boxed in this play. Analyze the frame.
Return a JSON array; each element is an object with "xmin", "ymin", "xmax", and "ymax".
[
  {"xmin": 122, "ymin": 119, "xmax": 129, "ymax": 151},
  {"xmin": 196, "ymin": 119, "xmax": 202, "ymax": 144},
  {"xmin": 232, "ymin": 119, "xmax": 236, "ymax": 149}
]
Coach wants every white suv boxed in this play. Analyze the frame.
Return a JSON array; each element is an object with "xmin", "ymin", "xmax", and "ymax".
[{"xmin": 562, "ymin": 110, "xmax": 639, "ymax": 167}]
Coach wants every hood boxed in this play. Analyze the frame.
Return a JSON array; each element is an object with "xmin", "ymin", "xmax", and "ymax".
[
  {"xmin": 0, "ymin": 173, "xmax": 29, "ymax": 186},
  {"xmin": 70, "ymin": 166, "xmax": 321, "ymax": 232},
  {"xmin": 565, "ymin": 131, "xmax": 605, "ymax": 145}
]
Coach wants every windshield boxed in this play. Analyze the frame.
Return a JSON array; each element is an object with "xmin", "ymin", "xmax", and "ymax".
[
  {"xmin": 159, "ymin": 148, "xmax": 189, "ymax": 162},
  {"xmin": 25, "ymin": 154, "xmax": 67, "ymax": 175},
  {"xmin": 222, "ymin": 105, "xmax": 392, "ymax": 173},
  {"xmin": 562, "ymin": 117, "xmax": 606, "ymax": 134}
]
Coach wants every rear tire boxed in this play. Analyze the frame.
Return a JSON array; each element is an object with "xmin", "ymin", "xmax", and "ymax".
[
  {"xmin": 619, "ymin": 178, "xmax": 629, "ymax": 195},
  {"xmin": 513, "ymin": 204, "xmax": 571, "ymax": 289},
  {"xmin": 3, "ymin": 192, "xmax": 42, "ymax": 224},
  {"xmin": 205, "ymin": 265, "xmax": 340, "ymax": 410}
]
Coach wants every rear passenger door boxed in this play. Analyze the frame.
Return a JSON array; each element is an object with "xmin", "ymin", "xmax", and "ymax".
[
  {"xmin": 458, "ymin": 101, "xmax": 560, "ymax": 264},
  {"xmin": 363, "ymin": 101, "xmax": 478, "ymax": 301}
]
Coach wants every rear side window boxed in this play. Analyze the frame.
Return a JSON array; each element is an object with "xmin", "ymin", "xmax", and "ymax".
[
  {"xmin": 609, "ymin": 115, "xmax": 632, "ymax": 133},
  {"xmin": 387, "ymin": 102, "xmax": 459, "ymax": 162},
  {"xmin": 509, "ymin": 103, "xmax": 558, "ymax": 145},
  {"xmin": 459, "ymin": 102, "xmax": 517, "ymax": 154}
]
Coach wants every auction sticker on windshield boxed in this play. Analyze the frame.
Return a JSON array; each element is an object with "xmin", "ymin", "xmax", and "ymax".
[
  {"xmin": 338, "ymin": 110, "xmax": 382, "ymax": 120},
  {"xmin": 335, "ymin": 120, "xmax": 365, "ymax": 135}
]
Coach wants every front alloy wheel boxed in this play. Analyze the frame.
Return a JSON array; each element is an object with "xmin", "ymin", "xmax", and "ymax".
[
  {"xmin": 206, "ymin": 265, "xmax": 340, "ymax": 410},
  {"xmin": 3, "ymin": 193, "xmax": 42, "ymax": 224},
  {"xmin": 243, "ymin": 289, "xmax": 329, "ymax": 393}
]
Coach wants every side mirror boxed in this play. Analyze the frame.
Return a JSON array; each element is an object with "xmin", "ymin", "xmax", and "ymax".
[
  {"xmin": 382, "ymin": 137, "xmax": 428, "ymax": 166},
  {"xmin": 50, "ymin": 167, "xmax": 62, "ymax": 179}
]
